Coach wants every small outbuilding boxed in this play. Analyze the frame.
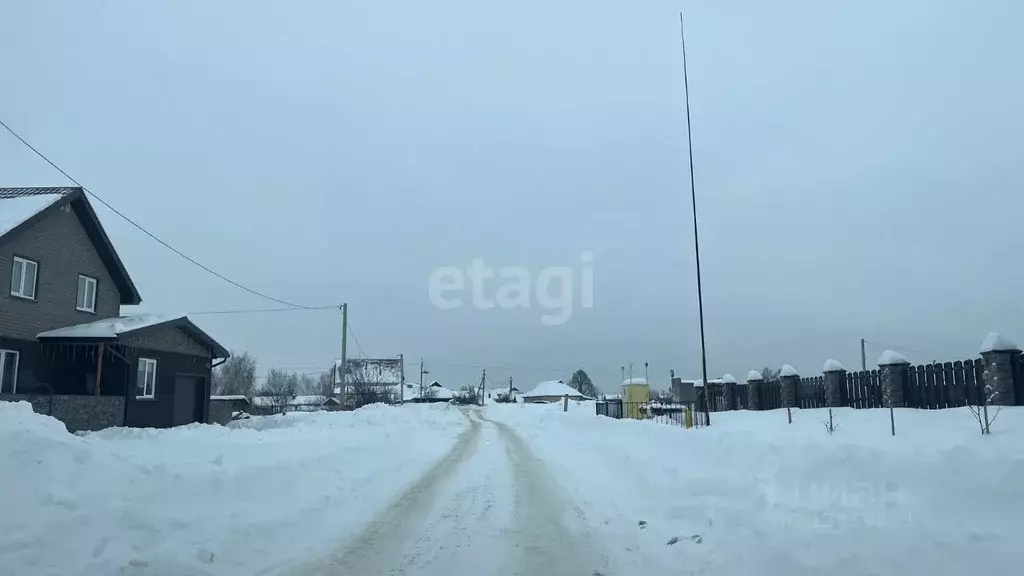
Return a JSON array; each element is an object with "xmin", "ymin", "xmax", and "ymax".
[{"xmin": 522, "ymin": 380, "xmax": 592, "ymax": 403}]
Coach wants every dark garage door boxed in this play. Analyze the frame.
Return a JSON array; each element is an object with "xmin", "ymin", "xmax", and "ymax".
[{"xmin": 173, "ymin": 375, "xmax": 204, "ymax": 426}]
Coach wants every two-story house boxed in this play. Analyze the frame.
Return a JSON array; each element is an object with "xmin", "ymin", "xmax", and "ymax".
[{"xmin": 0, "ymin": 187, "xmax": 229, "ymax": 431}]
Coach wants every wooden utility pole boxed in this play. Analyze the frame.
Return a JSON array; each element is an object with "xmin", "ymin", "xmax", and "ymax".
[
  {"xmin": 478, "ymin": 369, "xmax": 486, "ymax": 406},
  {"xmin": 861, "ymin": 338, "xmax": 867, "ymax": 371},
  {"xmin": 419, "ymin": 358, "xmax": 426, "ymax": 399},
  {"xmin": 507, "ymin": 376, "xmax": 513, "ymax": 398},
  {"xmin": 398, "ymin": 353, "xmax": 405, "ymax": 404},
  {"xmin": 338, "ymin": 303, "xmax": 348, "ymax": 406}
]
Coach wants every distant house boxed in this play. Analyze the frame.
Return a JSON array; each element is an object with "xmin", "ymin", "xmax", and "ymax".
[
  {"xmin": 522, "ymin": 380, "xmax": 592, "ymax": 403},
  {"xmin": 400, "ymin": 380, "xmax": 455, "ymax": 403},
  {"xmin": 249, "ymin": 395, "xmax": 340, "ymax": 415},
  {"xmin": 0, "ymin": 187, "xmax": 230, "ymax": 431}
]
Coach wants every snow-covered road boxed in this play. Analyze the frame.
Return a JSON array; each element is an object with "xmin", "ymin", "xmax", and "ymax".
[
  {"xmin": 288, "ymin": 409, "xmax": 606, "ymax": 576},
  {"xmin": 4, "ymin": 400, "xmax": 1023, "ymax": 576}
]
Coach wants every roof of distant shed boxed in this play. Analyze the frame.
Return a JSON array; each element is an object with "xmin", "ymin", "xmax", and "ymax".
[{"xmin": 0, "ymin": 187, "xmax": 141, "ymax": 305}]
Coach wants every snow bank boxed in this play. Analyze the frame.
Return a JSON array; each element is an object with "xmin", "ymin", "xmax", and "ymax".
[
  {"xmin": 0, "ymin": 401, "xmax": 468, "ymax": 576},
  {"xmin": 486, "ymin": 403, "xmax": 1024, "ymax": 576},
  {"xmin": 780, "ymin": 364, "xmax": 798, "ymax": 377},
  {"xmin": 878, "ymin": 350, "xmax": 910, "ymax": 366},
  {"xmin": 747, "ymin": 370, "xmax": 763, "ymax": 382},
  {"xmin": 823, "ymin": 359, "xmax": 846, "ymax": 372},
  {"xmin": 980, "ymin": 332, "xmax": 1019, "ymax": 353}
]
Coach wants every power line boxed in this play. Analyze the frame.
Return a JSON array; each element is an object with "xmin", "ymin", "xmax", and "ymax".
[
  {"xmin": 188, "ymin": 305, "xmax": 339, "ymax": 315},
  {"xmin": 0, "ymin": 117, "xmax": 315, "ymax": 309},
  {"xmin": 346, "ymin": 322, "xmax": 368, "ymax": 359}
]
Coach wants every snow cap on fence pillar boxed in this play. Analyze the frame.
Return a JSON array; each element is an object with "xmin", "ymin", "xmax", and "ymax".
[
  {"xmin": 877, "ymin": 350, "xmax": 910, "ymax": 366},
  {"xmin": 721, "ymin": 374, "xmax": 737, "ymax": 384},
  {"xmin": 780, "ymin": 364, "xmax": 799, "ymax": 377},
  {"xmin": 823, "ymin": 359, "xmax": 846, "ymax": 373},
  {"xmin": 746, "ymin": 370, "xmax": 763, "ymax": 382},
  {"xmin": 980, "ymin": 332, "xmax": 1020, "ymax": 354}
]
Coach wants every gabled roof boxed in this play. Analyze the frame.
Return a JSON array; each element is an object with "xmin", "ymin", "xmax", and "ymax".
[
  {"xmin": 37, "ymin": 314, "xmax": 230, "ymax": 359},
  {"xmin": 524, "ymin": 380, "xmax": 592, "ymax": 399},
  {"xmin": 0, "ymin": 187, "xmax": 141, "ymax": 305}
]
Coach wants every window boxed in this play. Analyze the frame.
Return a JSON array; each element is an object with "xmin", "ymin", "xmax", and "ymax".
[
  {"xmin": 10, "ymin": 257, "xmax": 38, "ymax": 299},
  {"xmin": 0, "ymin": 350, "xmax": 19, "ymax": 394},
  {"xmin": 76, "ymin": 275, "xmax": 97, "ymax": 312},
  {"xmin": 136, "ymin": 358, "xmax": 157, "ymax": 399}
]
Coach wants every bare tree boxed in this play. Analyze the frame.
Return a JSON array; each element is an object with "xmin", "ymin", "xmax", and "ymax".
[
  {"xmin": 212, "ymin": 352, "xmax": 257, "ymax": 397},
  {"xmin": 761, "ymin": 367, "xmax": 782, "ymax": 383},
  {"xmin": 259, "ymin": 369, "xmax": 299, "ymax": 414},
  {"xmin": 452, "ymin": 385, "xmax": 479, "ymax": 405},
  {"xmin": 967, "ymin": 369, "xmax": 1002, "ymax": 435},
  {"xmin": 347, "ymin": 363, "xmax": 395, "ymax": 408},
  {"xmin": 823, "ymin": 408, "xmax": 839, "ymax": 435}
]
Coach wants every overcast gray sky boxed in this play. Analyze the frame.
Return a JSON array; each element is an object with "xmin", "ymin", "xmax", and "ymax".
[{"xmin": 2, "ymin": 0, "xmax": 1021, "ymax": 392}]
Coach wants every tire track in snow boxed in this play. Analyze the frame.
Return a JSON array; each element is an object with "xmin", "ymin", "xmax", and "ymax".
[
  {"xmin": 485, "ymin": 416, "xmax": 610, "ymax": 576},
  {"xmin": 276, "ymin": 410, "xmax": 482, "ymax": 576}
]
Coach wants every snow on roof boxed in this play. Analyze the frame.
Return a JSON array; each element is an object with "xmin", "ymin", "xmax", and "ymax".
[
  {"xmin": 399, "ymin": 382, "xmax": 455, "ymax": 401},
  {"xmin": 37, "ymin": 314, "xmax": 172, "ymax": 339},
  {"xmin": 877, "ymin": 350, "xmax": 910, "ymax": 366},
  {"xmin": 621, "ymin": 378, "xmax": 648, "ymax": 386},
  {"xmin": 980, "ymin": 332, "xmax": 1019, "ymax": 354},
  {"xmin": 746, "ymin": 370, "xmax": 763, "ymax": 382},
  {"xmin": 721, "ymin": 374, "xmax": 737, "ymax": 384},
  {"xmin": 524, "ymin": 380, "xmax": 590, "ymax": 399},
  {"xmin": 251, "ymin": 395, "xmax": 335, "ymax": 407},
  {"xmin": 210, "ymin": 395, "xmax": 248, "ymax": 402},
  {"xmin": 0, "ymin": 190, "xmax": 67, "ymax": 238},
  {"xmin": 780, "ymin": 365, "xmax": 798, "ymax": 377},
  {"xmin": 823, "ymin": 359, "xmax": 846, "ymax": 373}
]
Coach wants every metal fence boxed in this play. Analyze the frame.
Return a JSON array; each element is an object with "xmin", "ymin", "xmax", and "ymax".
[{"xmin": 596, "ymin": 400, "xmax": 707, "ymax": 428}]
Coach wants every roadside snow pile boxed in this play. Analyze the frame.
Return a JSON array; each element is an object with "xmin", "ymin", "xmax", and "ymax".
[
  {"xmin": 486, "ymin": 403, "xmax": 1024, "ymax": 576},
  {"xmin": 0, "ymin": 401, "xmax": 467, "ymax": 576}
]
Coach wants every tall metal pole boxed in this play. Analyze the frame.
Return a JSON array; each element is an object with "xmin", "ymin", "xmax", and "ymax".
[{"xmin": 680, "ymin": 13, "xmax": 710, "ymax": 425}]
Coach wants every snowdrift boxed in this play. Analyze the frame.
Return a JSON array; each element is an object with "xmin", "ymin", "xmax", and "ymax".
[
  {"xmin": 486, "ymin": 402, "xmax": 1024, "ymax": 576},
  {"xmin": 0, "ymin": 401, "xmax": 467, "ymax": 576}
]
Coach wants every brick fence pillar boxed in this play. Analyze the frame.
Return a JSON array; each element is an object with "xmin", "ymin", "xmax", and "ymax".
[
  {"xmin": 746, "ymin": 370, "xmax": 763, "ymax": 410},
  {"xmin": 722, "ymin": 374, "xmax": 737, "ymax": 410},
  {"xmin": 823, "ymin": 360, "xmax": 847, "ymax": 407},
  {"xmin": 878, "ymin": 350, "xmax": 910, "ymax": 407},
  {"xmin": 780, "ymin": 365, "xmax": 800, "ymax": 408},
  {"xmin": 980, "ymin": 333, "xmax": 1020, "ymax": 407}
]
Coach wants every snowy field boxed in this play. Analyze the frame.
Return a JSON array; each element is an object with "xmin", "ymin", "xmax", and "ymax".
[
  {"xmin": 488, "ymin": 402, "xmax": 1024, "ymax": 576},
  {"xmin": 2, "ymin": 399, "xmax": 1022, "ymax": 575}
]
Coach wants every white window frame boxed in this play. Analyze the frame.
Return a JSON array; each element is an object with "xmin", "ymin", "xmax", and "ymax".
[
  {"xmin": 10, "ymin": 256, "xmax": 38, "ymax": 300},
  {"xmin": 136, "ymin": 357, "xmax": 158, "ymax": 399},
  {"xmin": 0, "ymin": 349, "xmax": 19, "ymax": 394},
  {"xmin": 76, "ymin": 274, "xmax": 97, "ymax": 313}
]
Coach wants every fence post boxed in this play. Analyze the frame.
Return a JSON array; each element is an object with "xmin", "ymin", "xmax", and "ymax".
[
  {"xmin": 980, "ymin": 333, "xmax": 1020, "ymax": 406},
  {"xmin": 823, "ymin": 359, "xmax": 847, "ymax": 407},
  {"xmin": 746, "ymin": 370, "xmax": 763, "ymax": 410},
  {"xmin": 878, "ymin": 350, "xmax": 910, "ymax": 408},
  {"xmin": 563, "ymin": 394, "xmax": 569, "ymax": 412},
  {"xmin": 780, "ymin": 365, "xmax": 800, "ymax": 408}
]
